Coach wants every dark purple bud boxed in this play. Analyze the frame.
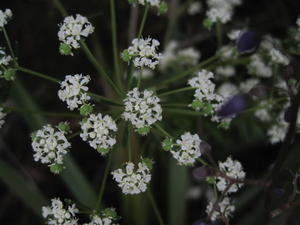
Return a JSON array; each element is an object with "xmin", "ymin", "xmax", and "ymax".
[
  {"xmin": 217, "ymin": 94, "xmax": 249, "ymax": 119},
  {"xmin": 249, "ymin": 85, "xmax": 267, "ymax": 97},
  {"xmin": 284, "ymin": 106, "xmax": 292, "ymax": 123},
  {"xmin": 193, "ymin": 166, "xmax": 211, "ymax": 180},
  {"xmin": 273, "ymin": 188, "xmax": 285, "ymax": 197},
  {"xmin": 200, "ymin": 141, "xmax": 212, "ymax": 155},
  {"xmin": 193, "ymin": 220, "xmax": 207, "ymax": 225},
  {"xmin": 237, "ymin": 31, "xmax": 260, "ymax": 54}
]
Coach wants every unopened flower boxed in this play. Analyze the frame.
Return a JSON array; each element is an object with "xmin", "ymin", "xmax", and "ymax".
[
  {"xmin": 269, "ymin": 49, "xmax": 290, "ymax": 66},
  {"xmin": 0, "ymin": 107, "xmax": 6, "ymax": 128},
  {"xmin": 122, "ymin": 38, "xmax": 162, "ymax": 70},
  {"xmin": 111, "ymin": 159, "xmax": 153, "ymax": 194},
  {"xmin": 58, "ymin": 14, "xmax": 94, "ymax": 55},
  {"xmin": 123, "ymin": 88, "xmax": 162, "ymax": 135},
  {"xmin": 31, "ymin": 124, "xmax": 71, "ymax": 173},
  {"xmin": 42, "ymin": 198, "xmax": 78, "ymax": 225},
  {"xmin": 80, "ymin": 113, "xmax": 117, "ymax": 154},
  {"xmin": 83, "ymin": 208, "xmax": 119, "ymax": 225},
  {"xmin": 58, "ymin": 74, "xmax": 91, "ymax": 111},
  {"xmin": 206, "ymin": 197, "xmax": 235, "ymax": 221},
  {"xmin": 216, "ymin": 156, "xmax": 245, "ymax": 194},
  {"xmin": 248, "ymin": 54, "xmax": 272, "ymax": 78},
  {"xmin": 0, "ymin": 48, "xmax": 15, "ymax": 81},
  {"xmin": 0, "ymin": 9, "xmax": 12, "ymax": 28},
  {"xmin": 237, "ymin": 30, "xmax": 260, "ymax": 54},
  {"xmin": 170, "ymin": 132, "xmax": 202, "ymax": 166}
]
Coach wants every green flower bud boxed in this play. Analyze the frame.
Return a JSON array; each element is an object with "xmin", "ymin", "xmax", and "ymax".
[
  {"xmin": 203, "ymin": 18, "xmax": 213, "ymax": 30},
  {"xmin": 4, "ymin": 68, "xmax": 16, "ymax": 81},
  {"xmin": 97, "ymin": 147, "xmax": 110, "ymax": 155},
  {"xmin": 59, "ymin": 43, "xmax": 72, "ymax": 56},
  {"xmin": 137, "ymin": 126, "xmax": 150, "ymax": 135},
  {"xmin": 80, "ymin": 104, "xmax": 93, "ymax": 116},
  {"xmin": 57, "ymin": 121, "xmax": 71, "ymax": 133},
  {"xmin": 50, "ymin": 164, "xmax": 64, "ymax": 174},
  {"xmin": 142, "ymin": 157, "xmax": 154, "ymax": 170},
  {"xmin": 103, "ymin": 208, "xmax": 117, "ymax": 219},
  {"xmin": 191, "ymin": 100, "xmax": 204, "ymax": 110},
  {"xmin": 121, "ymin": 49, "xmax": 131, "ymax": 62},
  {"xmin": 206, "ymin": 176, "xmax": 216, "ymax": 184},
  {"xmin": 158, "ymin": 2, "xmax": 168, "ymax": 14},
  {"xmin": 162, "ymin": 138, "xmax": 173, "ymax": 151}
]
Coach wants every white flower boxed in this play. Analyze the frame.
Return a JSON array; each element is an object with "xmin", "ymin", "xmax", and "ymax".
[
  {"xmin": 269, "ymin": 49, "xmax": 290, "ymax": 66},
  {"xmin": 206, "ymin": 197, "xmax": 235, "ymax": 221},
  {"xmin": 80, "ymin": 113, "xmax": 118, "ymax": 154},
  {"xmin": 170, "ymin": 132, "xmax": 202, "ymax": 166},
  {"xmin": 239, "ymin": 78, "xmax": 259, "ymax": 93},
  {"xmin": 215, "ymin": 66, "xmax": 236, "ymax": 78},
  {"xmin": 42, "ymin": 198, "xmax": 79, "ymax": 225},
  {"xmin": 217, "ymin": 82, "xmax": 238, "ymax": 100},
  {"xmin": 111, "ymin": 161, "xmax": 152, "ymax": 194},
  {"xmin": 187, "ymin": 2, "xmax": 202, "ymax": 15},
  {"xmin": 125, "ymin": 38, "xmax": 162, "ymax": 70},
  {"xmin": 267, "ymin": 121, "xmax": 288, "ymax": 144},
  {"xmin": 123, "ymin": 88, "xmax": 162, "ymax": 133},
  {"xmin": 206, "ymin": 7, "xmax": 233, "ymax": 24},
  {"xmin": 83, "ymin": 209, "xmax": 118, "ymax": 225},
  {"xmin": 58, "ymin": 74, "xmax": 91, "ymax": 110},
  {"xmin": 0, "ymin": 9, "xmax": 12, "ymax": 28},
  {"xmin": 132, "ymin": 68, "xmax": 154, "ymax": 79},
  {"xmin": 32, "ymin": 124, "xmax": 71, "ymax": 167},
  {"xmin": 177, "ymin": 47, "xmax": 201, "ymax": 65},
  {"xmin": 136, "ymin": 0, "xmax": 161, "ymax": 7},
  {"xmin": 227, "ymin": 29, "xmax": 241, "ymax": 40},
  {"xmin": 248, "ymin": 54, "xmax": 272, "ymax": 78},
  {"xmin": 0, "ymin": 48, "xmax": 14, "ymax": 80},
  {"xmin": 0, "ymin": 48, "xmax": 12, "ymax": 66},
  {"xmin": 216, "ymin": 156, "xmax": 245, "ymax": 194},
  {"xmin": 0, "ymin": 107, "xmax": 6, "ymax": 128},
  {"xmin": 254, "ymin": 100, "xmax": 272, "ymax": 122},
  {"xmin": 58, "ymin": 14, "xmax": 94, "ymax": 51}
]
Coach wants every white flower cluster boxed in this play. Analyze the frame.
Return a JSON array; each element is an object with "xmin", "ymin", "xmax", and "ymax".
[
  {"xmin": 111, "ymin": 161, "xmax": 152, "ymax": 194},
  {"xmin": 58, "ymin": 14, "xmax": 94, "ymax": 51},
  {"xmin": 170, "ymin": 132, "xmax": 202, "ymax": 166},
  {"xmin": 160, "ymin": 41, "xmax": 200, "ymax": 71},
  {"xmin": 123, "ymin": 88, "xmax": 162, "ymax": 133},
  {"xmin": 227, "ymin": 29, "xmax": 241, "ymax": 40},
  {"xmin": 32, "ymin": 124, "xmax": 71, "ymax": 167},
  {"xmin": 206, "ymin": 0, "xmax": 242, "ymax": 24},
  {"xmin": 80, "ymin": 113, "xmax": 118, "ymax": 154},
  {"xmin": 267, "ymin": 122, "xmax": 288, "ymax": 144},
  {"xmin": 248, "ymin": 54, "xmax": 272, "ymax": 78},
  {"xmin": 125, "ymin": 38, "xmax": 162, "ymax": 70},
  {"xmin": 188, "ymin": 70, "xmax": 223, "ymax": 113},
  {"xmin": 0, "ymin": 107, "xmax": 6, "ymax": 128},
  {"xmin": 0, "ymin": 48, "xmax": 14, "ymax": 80},
  {"xmin": 217, "ymin": 82, "xmax": 238, "ymax": 100},
  {"xmin": 58, "ymin": 74, "xmax": 91, "ymax": 110},
  {"xmin": 0, "ymin": 48, "xmax": 12, "ymax": 66},
  {"xmin": 0, "ymin": 9, "xmax": 12, "ymax": 28},
  {"xmin": 206, "ymin": 197, "xmax": 235, "ymax": 221},
  {"xmin": 83, "ymin": 212, "xmax": 118, "ymax": 225},
  {"xmin": 187, "ymin": 2, "xmax": 202, "ymax": 15},
  {"xmin": 136, "ymin": 0, "xmax": 161, "ymax": 7},
  {"xmin": 239, "ymin": 78, "xmax": 259, "ymax": 93},
  {"xmin": 42, "ymin": 198, "xmax": 79, "ymax": 225},
  {"xmin": 132, "ymin": 68, "xmax": 154, "ymax": 80},
  {"xmin": 215, "ymin": 66, "xmax": 236, "ymax": 78},
  {"xmin": 269, "ymin": 49, "xmax": 290, "ymax": 66},
  {"xmin": 216, "ymin": 156, "xmax": 245, "ymax": 194}
]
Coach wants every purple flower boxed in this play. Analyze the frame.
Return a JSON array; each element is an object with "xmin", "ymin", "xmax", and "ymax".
[
  {"xmin": 217, "ymin": 94, "xmax": 249, "ymax": 118},
  {"xmin": 237, "ymin": 31, "xmax": 260, "ymax": 54}
]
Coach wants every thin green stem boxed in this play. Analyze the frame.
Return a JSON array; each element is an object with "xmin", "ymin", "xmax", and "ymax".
[
  {"xmin": 95, "ymin": 153, "xmax": 113, "ymax": 211},
  {"xmin": 110, "ymin": 0, "xmax": 122, "ymax": 90},
  {"xmin": 3, "ymin": 27, "xmax": 15, "ymax": 59},
  {"xmin": 68, "ymin": 131, "xmax": 81, "ymax": 140},
  {"xmin": 88, "ymin": 92, "xmax": 123, "ymax": 106},
  {"xmin": 154, "ymin": 123, "xmax": 172, "ymax": 138},
  {"xmin": 137, "ymin": 4, "xmax": 149, "ymax": 39},
  {"xmin": 52, "ymin": 0, "xmax": 68, "ymax": 17},
  {"xmin": 147, "ymin": 190, "xmax": 166, "ymax": 225},
  {"xmin": 162, "ymin": 103, "xmax": 188, "ymax": 108},
  {"xmin": 197, "ymin": 158, "xmax": 211, "ymax": 168},
  {"xmin": 158, "ymin": 87, "xmax": 196, "ymax": 97},
  {"xmin": 17, "ymin": 66, "xmax": 60, "ymax": 83},
  {"xmin": 80, "ymin": 41, "xmax": 123, "ymax": 97}
]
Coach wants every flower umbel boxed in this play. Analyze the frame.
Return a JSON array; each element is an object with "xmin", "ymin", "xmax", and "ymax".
[
  {"xmin": 123, "ymin": 88, "xmax": 162, "ymax": 135},
  {"xmin": 31, "ymin": 124, "xmax": 71, "ymax": 173},
  {"xmin": 0, "ymin": 9, "xmax": 12, "ymax": 29},
  {"xmin": 0, "ymin": 47, "xmax": 15, "ymax": 81},
  {"xmin": 42, "ymin": 198, "xmax": 79, "ymax": 225},
  {"xmin": 111, "ymin": 159, "xmax": 153, "ymax": 194},
  {"xmin": 83, "ymin": 208, "xmax": 119, "ymax": 225},
  {"xmin": 80, "ymin": 113, "xmax": 118, "ymax": 154},
  {"xmin": 58, "ymin": 74, "xmax": 91, "ymax": 111},
  {"xmin": 206, "ymin": 197, "xmax": 235, "ymax": 222}
]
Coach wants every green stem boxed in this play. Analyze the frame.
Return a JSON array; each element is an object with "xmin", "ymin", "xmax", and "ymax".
[
  {"xmin": 3, "ymin": 27, "xmax": 15, "ymax": 59},
  {"xmin": 158, "ymin": 87, "xmax": 196, "ymax": 97},
  {"xmin": 88, "ymin": 92, "xmax": 123, "ymax": 106},
  {"xmin": 163, "ymin": 108, "xmax": 205, "ymax": 116},
  {"xmin": 197, "ymin": 158, "xmax": 211, "ymax": 168},
  {"xmin": 17, "ymin": 66, "xmax": 60, "ymax": 83},
  {"xmin": 52, "ymin": 0, "xmax": 68, "ymax": 17},
  {"xmin": 68, "ymin": 131, "xmax": 81, "ymax": 139},
  {"xmin": 137, "ymin": 4, "xmax": 149, "ymax": 39},
  {"xmin": 95, "ymin": 153, "xmax": 113, "ymax": 211},
  {"xmin": 154, "ymin": 123, "xmax": 172, "ymax": 138},
  {"xmin": 110, "ymin": 0, "xmax": 122, "ymax": 90},
  {"xmin": 162, "ymin": 103, "xmax": 188, "ymax": 108},
  {"xmin": 147, "ymin": 190, "xmax": 166, "ymax": 225},
  {"xmin": 80, "ymin": 41, "xmax": 123, "ymax": 97}
]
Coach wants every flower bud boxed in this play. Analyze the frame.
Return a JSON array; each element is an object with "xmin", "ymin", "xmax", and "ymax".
[
  {"xmin": 142, "ymin": 157, "xmax": 154, "ymax": 170},
  {"xmin": 162, "ymin": 138, "xmax": 173, "ymax": 151},
  {"xmin": 57, "ymin": 121, "xmax": 71, "ymax": 133},
  {"xmin": 50, "ymin": 163, "xmax": 64, "ymax": 174},
  {"xmin": 4, "ymin": 68, "xmax": 16, "ymax": 81},
  {"xmin": 97, "ymin": 147, "xmax": 110, "ymax": 155},
  {"xmin": 103, "ymin": 208, "xmax": 118, "ymax": 219},
  {"xmin": 137, "ymin": 126, "xmax": 150, "ymax": 135},
  {"xmin": 158, "ymin": 2, "xmax": 168, "ymax": 14},
  {"xmin": 217, "ymin": 94, "xmax": 249, "ymax": 118},
  {"xmin": 80, "ymin": 104, "xmax": 93, "ymax": 116},
  {"xmin": 237, "ymin": 30, "xmax": 260, "ymax": 54},
  {"xmin": 121, "ymin": 49, "xmax": 131, "ymax": 62},
  {"xmin": 59, "ymin": 43, "xmax": 72, "ymax": 56}
]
